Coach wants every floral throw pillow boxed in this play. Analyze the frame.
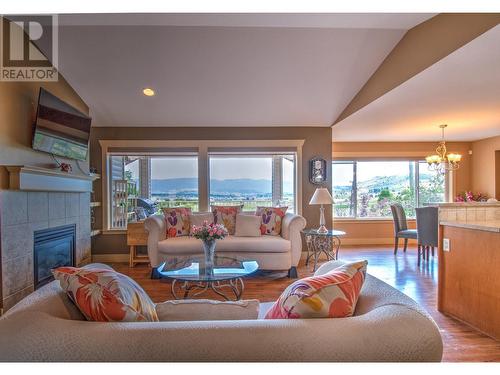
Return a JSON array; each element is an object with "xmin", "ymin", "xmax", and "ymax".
[
  {"xmin": 211, "ymin": 205, "xmax": 243, "ymax": 235},
  {"xmin": 162, "ymin": 207, "xmax": 192, "ymax": 238},
  {"xmin": 265, "ymin": 260, "xmax": 368, "ymax": 319},
  {"xmin": 52, "ymin": 267, "xmax": 159, "ymax": 322},
  {"xmin": 255, "ymin": 207, "xmax": 288, "ymax": 236}
]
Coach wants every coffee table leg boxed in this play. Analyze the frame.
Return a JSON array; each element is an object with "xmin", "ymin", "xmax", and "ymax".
[
  {"xmin": 171, "ymin": 278, "xmax": 245, "ymax": 301},
  {"xmin": 210, "ymin": 278, "xmax": 244, "ymax": 301},
  {"xmin": 171, "ymin": 279, "xmax": 181, "ymax": 299},
  {"xmin": 230, "ymin": 278, "xmax": 244, "ymax": 300}
]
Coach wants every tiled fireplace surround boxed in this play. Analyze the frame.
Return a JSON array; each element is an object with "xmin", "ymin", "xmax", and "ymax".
[{"xmin": 0, "ymin": 190, "xmax": 91, "ymax": 310}]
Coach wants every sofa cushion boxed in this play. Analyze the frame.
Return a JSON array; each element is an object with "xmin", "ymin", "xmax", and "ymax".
[
  {"xmin": 156, "ymin": 299, "xmax": 259, "ymax": 321},
  {"xmin": 52, "ymin": 266, "xmax": 159, "ymax": 322},
  {"xmin": 163, "ymin": 207, "xmax": 192, "ymax": 237},
  {"xmin": 256, "ymin": 207, "xmax": 288, "ymax": 236},
  {"xmin": 234, "ymin": 214, "xmax": 261, "ymax": 237},
  {"xmin": 211, "ymin": 205, "xmax": 243, "ymax": 235},
  {"xmin": 158, "ymin": 235, "xmax": 291, "ymax": 255},
  {"xmin": 265, "ymin": 260, "xmax": 368, "ymax": 319},
  {"xmin": 188, "ymin": 212, "xmax": 214, "ymax": 234}
]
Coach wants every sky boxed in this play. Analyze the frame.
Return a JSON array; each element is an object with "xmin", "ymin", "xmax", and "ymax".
[{"xmin": 333, "ymin": 161, "xmax": 422, "ymax": 186}]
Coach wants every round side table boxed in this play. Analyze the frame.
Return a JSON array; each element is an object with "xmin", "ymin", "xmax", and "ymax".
[{"xmin": 301, "ymin": 229, "xmax": 347, "ymax": 272}]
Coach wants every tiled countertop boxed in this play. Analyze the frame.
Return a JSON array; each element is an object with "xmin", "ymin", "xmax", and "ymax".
[
  {"xmin": 438, "ymin": 202, "xmax": 500, "ymax": 207},
  {"xmin": 440, "ymin": 220, "xmax": 500, "ymax": 233}
]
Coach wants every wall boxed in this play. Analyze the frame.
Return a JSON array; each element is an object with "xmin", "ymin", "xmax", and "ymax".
[
  {"xmin": 332, "ymin": 141, "xmax": 473, "ymax": 245},
  {"xmin": 471, "ymin": 135, "xmax": 500, "ymax": 199},
  {"xmin": 0, "ymin": 77, "xmax": 89, "ymax": 187},
  {"xmin": 90, "ymin": 127, "xmax": 332, "ymax": 255},
  {"xmin": 0, "ymin": 17, "xmax": 90, "ymax": 310}
]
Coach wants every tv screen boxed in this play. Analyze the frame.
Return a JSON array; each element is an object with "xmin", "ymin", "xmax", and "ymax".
[{"xmin": 32, "ymin": 88, "xmax": 92, "ymax": 161}]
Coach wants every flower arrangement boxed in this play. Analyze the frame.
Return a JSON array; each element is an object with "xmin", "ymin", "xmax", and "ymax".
[
  {"xmin": 454, "ymin": 191, "xmax": 488, "ymax": 202},
  {"xmin": 191, "ymin": 221, "xmax": 228, "ymax": 242}
]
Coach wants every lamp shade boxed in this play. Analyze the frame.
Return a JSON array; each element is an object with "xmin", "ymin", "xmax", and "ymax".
[{"xmin": 309, "ymin": 188, "xmax": 333, "ymax": 205}]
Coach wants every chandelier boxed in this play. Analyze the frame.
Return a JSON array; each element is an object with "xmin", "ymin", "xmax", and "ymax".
[{"xmin": 425, "ymin": 124, "xmax": 461, "ymax": 174}]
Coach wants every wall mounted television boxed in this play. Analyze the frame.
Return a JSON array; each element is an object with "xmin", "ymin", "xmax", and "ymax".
[{"xmin": 32, "ymin": 88, "xmax": 92, "ymax": 161}]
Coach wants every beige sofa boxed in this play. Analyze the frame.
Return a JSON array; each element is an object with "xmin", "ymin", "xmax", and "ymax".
[
  {"xmin": 0, "ymin": 261, "xmax": 443, "ymax": 362},
  {"xmin": 145, "ymin": 212, "xmax": 307, "ymax": 278}
]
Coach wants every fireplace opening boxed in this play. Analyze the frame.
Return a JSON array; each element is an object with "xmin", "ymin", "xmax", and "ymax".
[{"xmin": 34, "ymin": 224, "xmax": 76, "ymax": 289}]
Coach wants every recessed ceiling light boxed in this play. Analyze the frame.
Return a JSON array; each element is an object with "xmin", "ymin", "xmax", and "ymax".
[{"xmin": 143, "ymin": 88, "xmax": 155, "ymax": 97}]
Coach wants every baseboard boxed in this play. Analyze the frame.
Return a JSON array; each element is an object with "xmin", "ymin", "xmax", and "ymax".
[
  {"xmin": 341, "ymin": 238, "xmax": 418, "ymax": 246},
  {"xmin": 92, "ymin": 254, "xmax": 130, "ymax": 263}
]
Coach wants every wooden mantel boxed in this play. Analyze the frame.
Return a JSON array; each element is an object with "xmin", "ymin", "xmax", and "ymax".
[{"xmin": 5, "ymin": 165, "xmax": 99, "ymax": 193}]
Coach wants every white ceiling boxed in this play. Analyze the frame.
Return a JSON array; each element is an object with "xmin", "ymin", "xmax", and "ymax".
[
  {"xmin": 37, "ymin": 13, "xmax": 435, "ymax": 127},
  {"xmin": 332, "ymin": 25, "xmax": 500, "ymax": 142}
]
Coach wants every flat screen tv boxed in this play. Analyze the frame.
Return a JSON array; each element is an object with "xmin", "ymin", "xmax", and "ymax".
[{"xmin": 32, "ymin": 88, "xmax": 92, "ymax": 161}]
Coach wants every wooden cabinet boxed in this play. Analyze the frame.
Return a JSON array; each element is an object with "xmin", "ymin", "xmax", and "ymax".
[
  {"xmin": 438, "ymin": 225, "xmax": 500, "ymax": 340},
  {"xmin": 127, "ymin": 221, "xmax": 149, "ymax": 267}
]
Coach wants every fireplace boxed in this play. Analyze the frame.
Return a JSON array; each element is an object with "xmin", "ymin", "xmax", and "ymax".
[{"xmin": 34, "ymin": 224, "xmax": 76, "ymax": 289}]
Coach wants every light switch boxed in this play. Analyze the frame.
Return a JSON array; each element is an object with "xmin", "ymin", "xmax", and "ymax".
[{"xmin": 443, "ymin": 238, "xmax": 450, "ymax": 252}]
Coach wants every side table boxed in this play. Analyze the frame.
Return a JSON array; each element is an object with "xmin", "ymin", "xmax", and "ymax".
[
  {"xmin": 127, "ymin": 221, "xmax": 150, "ymax": 267},
  {"xmin": 302, "ymin": 229, "xmax": 346, "ymax": 272}
]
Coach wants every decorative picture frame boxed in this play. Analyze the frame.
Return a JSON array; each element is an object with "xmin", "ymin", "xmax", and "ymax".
[{"xmin": 309, "ymin": 157, "xmax": 327, "ymax": 184}]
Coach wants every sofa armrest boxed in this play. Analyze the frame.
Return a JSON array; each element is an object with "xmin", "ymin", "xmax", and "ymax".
[
  {"xmin": 144, "ymin": 214, "xmax": 166, "ymax": 267},
  {"xmin": 281, "ymin": 213, "xmax": 306, "ymax": 267}
]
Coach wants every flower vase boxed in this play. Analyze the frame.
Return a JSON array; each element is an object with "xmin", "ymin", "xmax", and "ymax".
[{"xmin": 202, "ymin": 239, "xmax": 216, "ymax": 274}]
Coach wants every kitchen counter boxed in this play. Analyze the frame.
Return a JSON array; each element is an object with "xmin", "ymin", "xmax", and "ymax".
[
  {"xmin": 437, "ymin": 202, "xmax": 500, "ymax": 207},
  {"xmin": 439, "ymin": 220, "xmax": 500, "ymax": 233},
  {"xmin": 438, "ymin": 220, "xmax": 500, "ymax": 340}
]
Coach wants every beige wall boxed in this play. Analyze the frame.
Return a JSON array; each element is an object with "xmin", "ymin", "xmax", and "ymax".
[
  {"xmin": 332, "ymin": 141, "xmax": 473, "ymax": 244},
  {"xmin": 471, "ymin": 135, "xmax": 500, "ymax": 199},
  {"xmin": 0, "ymin": 18, "xmax": 89, "ymax": 186},
  {"xmin": 90, "ymin": 126, "xmax": 332, "ymax": 254}
]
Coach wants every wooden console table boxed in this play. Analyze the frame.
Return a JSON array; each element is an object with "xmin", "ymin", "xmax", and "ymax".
[{"xmin": 127, "ymin": 221, "xmax": 150, "ymax": 267}]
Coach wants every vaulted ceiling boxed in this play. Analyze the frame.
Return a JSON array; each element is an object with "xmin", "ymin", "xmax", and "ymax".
[
  {"xmin": 332, "ymin": 23, "xmax": 500, "ymax": 141},
  {"xmin": 34, "ymin": 13, "xmax": 433, "ymax": 128},
  {"xmin": 30, "ymin": 13, "xmax": 500, "ymax": 142}
]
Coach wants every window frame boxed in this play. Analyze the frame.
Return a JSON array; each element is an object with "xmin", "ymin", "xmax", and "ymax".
[
  {"xmin": 99, "ymin": 139, "xmax": 304, "ymax": 232},
  {"xmin": 332, "ymin": 159, "xmax": 448, "ymax": 220}
]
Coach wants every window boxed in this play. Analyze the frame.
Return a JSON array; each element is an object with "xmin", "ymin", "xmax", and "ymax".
[
  {"xmin": 332, "ymin": 162, "xmax": 355, "ymax": 217},
  {"xmin": 109, "ymin": 155, "xmax": 198, "ymax": 229},
  {"xmin": 106, "ymin": 149, "xmax": 298, "ymax": 229},
  {"xmin": 418, "ymin": 161, "xmax": 445, "ymax": 206},
  {"xmin": 209, "ymin": 154, "xmax": 296, "ymax": 212},
  {"xmin": 332, "ymin": 160, "xmax": 446, "ymax": 219}
]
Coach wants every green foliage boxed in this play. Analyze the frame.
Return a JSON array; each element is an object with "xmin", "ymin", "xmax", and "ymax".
[
  {"xmin": 333, "ymin": 162, "xmax": 445, "ymax": 218},
  {"xmin": 378, "ymin": 188, "xmax": 392, "ymax": 201}
]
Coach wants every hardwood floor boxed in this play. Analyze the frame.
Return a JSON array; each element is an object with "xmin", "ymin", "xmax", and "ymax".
[{"xmin": 110, "ymin": 245, "xmax": 500, "ymax": 362}]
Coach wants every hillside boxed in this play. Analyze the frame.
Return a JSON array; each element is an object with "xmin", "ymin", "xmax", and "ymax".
[{"xmin": 151, "ymin": 178, "xmax": 272, "ymax": 194}]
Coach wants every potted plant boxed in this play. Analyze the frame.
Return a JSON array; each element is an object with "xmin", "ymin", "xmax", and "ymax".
[{"xmin": 191, "ymin": 221, "xmax": 228, "ymax": 271}]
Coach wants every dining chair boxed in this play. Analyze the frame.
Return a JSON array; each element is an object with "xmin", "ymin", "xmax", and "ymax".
[
  {"xmin": 415, "ymin": 206, "xmax": 439, "ymax": 266},
  {"xmin": 390, "ymin": 203, "xmax": 418, "ymax": 254}
]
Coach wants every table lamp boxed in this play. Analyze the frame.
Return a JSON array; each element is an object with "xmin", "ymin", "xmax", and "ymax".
[{"xmin": 309, "ymin": 187, "xmax": 333, "ymax": 233}]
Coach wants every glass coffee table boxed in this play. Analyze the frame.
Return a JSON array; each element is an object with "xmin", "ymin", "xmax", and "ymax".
[{"xmin": 157, "ymin": 255, "xmax": 259, "ymax": 301}]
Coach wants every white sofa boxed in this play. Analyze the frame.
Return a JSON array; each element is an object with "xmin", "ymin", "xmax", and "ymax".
[
  {"xmin": 145, "ymin": 212, "xmax": 307, "ymax": 278},
  {"xmin": 0, "ymin": 261, "xmax": 443, "ymax": 362}
]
